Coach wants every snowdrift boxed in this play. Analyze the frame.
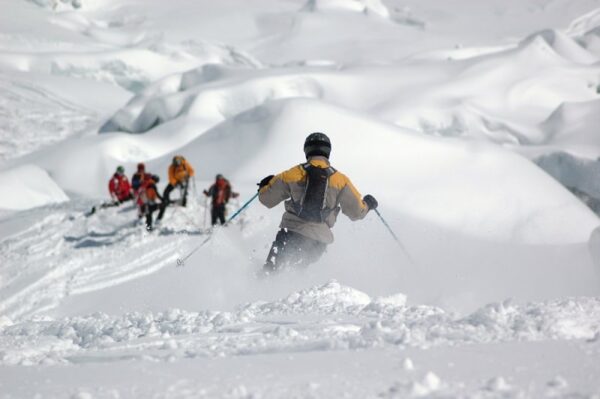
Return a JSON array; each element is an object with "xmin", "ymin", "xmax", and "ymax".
[
  {"xmin": 3, "ymin": 280, "xmax": 600, "ymax": 367},
  {"xmin": 0, "ymin": 43, "xmax": 260, "ymax": 92},
  {"xmin": 0, "ymin": 164, "xmax": 68, "ymax": 210},
  {"xmin": 536, "ymin": 152, "xmax": 600, "ymax": 198},
  {"xmin": 539, "ymin": 99, "xmax": 600, "ymax": 156},
  {"xmin": 100, "ymin": 27, "xmax": 600, "ymax": 156},
  {"xmin": 520, "ymin": 29, "xmax": 598, "ymax": 65},
  {"xmin": 14, "ymin": 97, "xmax": 599, "ymax": 244},
  {"xmin": 301, "ymin": 0, "xmax": 391, "ymax": 19}
]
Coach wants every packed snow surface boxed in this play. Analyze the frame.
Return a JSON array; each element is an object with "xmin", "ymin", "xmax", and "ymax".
[{"xmin": 1, "ymin": 0, "xmax": 600, "ymax": 397}]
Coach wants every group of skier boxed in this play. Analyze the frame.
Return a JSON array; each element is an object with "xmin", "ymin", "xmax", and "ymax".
[
  {"xmin": 102, "ymin": 132, "xmax": 378, "ymax": 273},
  {"xmin": 105, "ymin": 155, "xmax": 238, "ymax": 231}
]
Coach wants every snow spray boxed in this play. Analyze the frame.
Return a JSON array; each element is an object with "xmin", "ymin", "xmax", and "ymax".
[
  {"xmin": 374, "ymin": 208, "xmax": 415, "ymax": 264},
  {"xmin": 176, "ymin": 192, "xmax": 259, "ymax": 266}
]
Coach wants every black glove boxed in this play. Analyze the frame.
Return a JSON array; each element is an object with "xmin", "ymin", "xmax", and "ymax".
[
  {"xmin": 363, "ymin": 194, "xmax": 378, "ymax": 210},
  {"xmin": 257, "ymin": 175, "xmax": 274, "ymax": 192}
]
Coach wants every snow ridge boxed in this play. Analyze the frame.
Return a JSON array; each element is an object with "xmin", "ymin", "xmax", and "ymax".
[{"xmin": 1, "ymin": 280, "xmax": 599, "ymax": 366}]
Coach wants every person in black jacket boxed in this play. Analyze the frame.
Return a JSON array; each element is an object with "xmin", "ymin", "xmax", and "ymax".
[{"xmin": 131, "ymin": 163, "xmax": 146, "ymax": 193}]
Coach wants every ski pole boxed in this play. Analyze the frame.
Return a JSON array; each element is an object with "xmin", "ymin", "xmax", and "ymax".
[
  {"xmin": 374, "ymin": 208, "xmax": 415, "ymax": 264},
  {"xmin": 176, "ymin": 192, "xmax": 259, "ymax": 266},
  {"xmin": 176, "ymin": 234, "xmax": 212, "ymax": 267},
  {"xmin": 224, "ymin": 192, "xmax": 259, "ymax": 226}
]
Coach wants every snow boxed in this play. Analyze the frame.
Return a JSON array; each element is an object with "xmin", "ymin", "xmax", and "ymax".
[
  {"xmin": 0, "ymin": 164, "xmax": 68, "ymax": 210},
  {"xmin": 2, "ymin": 280, "xmax": 599, "ymax": 366},
  {"xmin": 1, "ymin": 0, "xmax": 600, "ymax": 397},
  {"xmin": 301, "ymin": 0, "xmax": 391, "ymax": 19}
]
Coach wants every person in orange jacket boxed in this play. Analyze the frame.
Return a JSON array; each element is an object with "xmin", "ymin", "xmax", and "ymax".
[{"xmin": 157, "ymin": 155, "xmax": 195, "ymax": 221}]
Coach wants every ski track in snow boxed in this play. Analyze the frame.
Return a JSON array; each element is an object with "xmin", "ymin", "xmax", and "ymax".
[
  {"xmin": 0, "ymin": 202, "xmax": 186, "ymax": 321},
  {"xmin": 0, "ymin": 74, "xmax": 97, "ymax": 161},
  {"xmin": 0, "ymin": 200, "xmax": 598, "ymax": 375}
]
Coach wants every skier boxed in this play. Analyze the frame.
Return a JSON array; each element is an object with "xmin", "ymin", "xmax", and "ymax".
[
  {"xmin": 203, "ymin": 174, "xmax": 239, "ymax": 226},
  {"xmin": 131, "ymin": 163, "xmax": 146, "ymax": 193},
  {"xmin": 88, "ymin": 166, "xmax": 133, "ymax": 215},
  {"xmin": 131, "ymin": 162, "xmax": 160, "ymax": 219},
  {"xmin": 137, "ymin": 173, "xmax": 162, "ymax": 231},
  {"xmin": 157, "ymin": 155, "xmax": 195, "ymax": 221},
  {"xmin": 257, "ymin": 132, "xmax": 378, "ymax": 273},
  {"xmin": 108, "ymin": 165, "xmax": 133, "ymax": 204}
]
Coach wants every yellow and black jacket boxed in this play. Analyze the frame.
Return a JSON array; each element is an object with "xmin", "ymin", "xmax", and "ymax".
[{"xmin": 259, "ymin": 156, "xmax": 369, "ymax": 244}]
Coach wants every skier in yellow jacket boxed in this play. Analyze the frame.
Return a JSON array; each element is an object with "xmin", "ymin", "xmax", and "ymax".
[
  {"xmin": 258, "ymin": 132, "xmax": 378, "ymax": 272},
  {"xmin": 157, "ymin": 155, "xmax": 195, "ymax": 221}
]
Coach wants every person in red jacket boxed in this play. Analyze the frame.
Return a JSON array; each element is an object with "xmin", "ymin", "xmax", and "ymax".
[
  {"xmin": 203, "ymin": 174, "xmax": 239, "ymax": 226},
  {"xmin": 88, "ymin": 166, "xmax": 133, "ymax": 216},
  {"xmin": 108, "ymin": 166, "xmax": 133, "ymax": 204}
]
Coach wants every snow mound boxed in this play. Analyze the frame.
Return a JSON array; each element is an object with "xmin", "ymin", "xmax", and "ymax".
[
  {"xmin": 244, "ymin": 280, "xmax": 371, "ymax": 315},
  {"xmin": 377, "ymin": 35, "xmax": 599, "ymax": 146},
  {"xmin": 578, "ymin": 27, "xmax": 600, "ymax": 56},
  {"xmin": 0, "ymin": 165, "xmax": 68, "ymax": 210},
  {"xmin": 1, "ymin": 281, "xmax": 599, "ymax": 366},
  {"xmin": 519, "ymin": 29, "xmax": 598, "ymax": 65},
  {"xmin": 99, "ymin": 64, "xmax": 320, "ymax": 134},
  {"xmin": 301, "ymin": 0, "xmax": 390, "ymax": 19},
  {"xmin": 29, "ymin": 0, "xmax": 82, "ymax": 10},
  {"xmin": 0, "ymin": 3, "xmax": 261, "ymax": 95},
  {"xmin": 0, "ymin": 43, "xmax": 259, "ymax": 93},
  {"xmin": 567, "ymin": 7, "xmax": 600, "ymax": 37},
  {"xmin": 20, "ymin": 97, "xmax": 600, "ymax": 243},
  {"xmin": 535, "ymin": 152, "xmax": 600, "ymax": 199},
  {"xmin": 175, "ymin": 98, "xmax": 597, "ymax": 244},
  {"xmin": 539, "ymin": 99, "xmax": 600, "ymax": 156}
]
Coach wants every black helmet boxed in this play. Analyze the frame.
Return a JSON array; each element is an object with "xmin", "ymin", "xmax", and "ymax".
[
  {"xmin": 216, "ymin": 174, "xmax": 224, "ymax": 180},
  {"xmin": 303, "ymin": 132, "xmax": 331, "ymax": 159}
]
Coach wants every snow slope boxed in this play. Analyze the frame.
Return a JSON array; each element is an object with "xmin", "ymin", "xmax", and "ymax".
[{"xmin": 2, "ymin": 0, "xmax": 600, "ymax": 397}]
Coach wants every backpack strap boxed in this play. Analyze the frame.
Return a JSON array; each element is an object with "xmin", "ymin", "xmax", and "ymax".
[{"xmin": 301, "ymin": 162, "xmax": 336, "ymax": 176}]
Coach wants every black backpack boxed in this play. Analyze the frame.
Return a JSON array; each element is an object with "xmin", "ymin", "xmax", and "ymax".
[{"xmin": 293, "ymin": 163, "xmax": 336, "ymax": 223}]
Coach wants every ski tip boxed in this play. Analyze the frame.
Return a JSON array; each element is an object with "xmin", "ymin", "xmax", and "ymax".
[{"xmin": 176, "ymin": 258, "xmax": 185, "ymax": 267}]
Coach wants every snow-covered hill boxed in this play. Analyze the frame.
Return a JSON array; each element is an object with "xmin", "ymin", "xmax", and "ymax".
[{"xmin": 1, "ymin": 0, "xmax": 600, "ymax": 397}]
